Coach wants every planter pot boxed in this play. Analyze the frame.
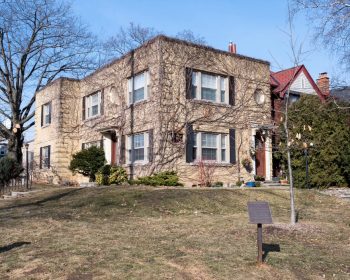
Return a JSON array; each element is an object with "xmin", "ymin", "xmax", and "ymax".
[
  {"xmin": 280, "ymin": 179, "xmax": 288, "ymax": 185},
  {"xmin": 246, "ymin": 181, "xmax": 256, "ymax": 187}
]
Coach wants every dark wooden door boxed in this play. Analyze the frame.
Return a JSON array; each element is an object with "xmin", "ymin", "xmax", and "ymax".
[{"xmin": 255, "ymin": 132, "xmax": 266, "ymax": 177}]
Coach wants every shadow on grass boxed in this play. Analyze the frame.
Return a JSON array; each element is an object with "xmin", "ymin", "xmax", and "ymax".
[
  {"xmin": 0, "ymin": 241, "xmax": 31, "ymax": 253},
  {"xmin": 263, "ymin": 243, "xmax": 281, "ymax": 261},
  {"xmin": 0, "ymin": 189, "xmax": 82, "ymax": 210}
]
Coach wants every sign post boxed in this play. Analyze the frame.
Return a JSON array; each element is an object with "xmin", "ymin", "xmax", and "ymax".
[{"xmin": 247, "ymin": 201, "xmax": 273, "ymax": 264}]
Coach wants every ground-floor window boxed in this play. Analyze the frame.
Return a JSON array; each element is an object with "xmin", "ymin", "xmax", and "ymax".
[
  {"xmin": 82, "ymin": 140, "xmax": 103, "ymax": 149},
  {"xmin": 127, "ymin": 132, "xmax": 150, "ymax": 164},
  {"xmin": 40, "ymin": 145, "xmax": 51, "ymax": 169},
  {"xmin": 193, "ymin": 132, "xmax": 228, "ymax": 162}
]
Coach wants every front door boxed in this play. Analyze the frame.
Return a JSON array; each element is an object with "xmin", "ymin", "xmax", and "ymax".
[
  {"xmin": 255, "ymin": 131, "xmax": 266, "ymax": 177},
  {"xmin": 111, "ymin": 133, "xmax": 117, "ymax": 165}
]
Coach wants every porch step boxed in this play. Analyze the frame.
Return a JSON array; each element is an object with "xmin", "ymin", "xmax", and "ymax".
[
  {"xmin": 79, "ymin": 182, "xmax": 97, "ymax": 188},
  {"xmin": 11, "ymin": 191, "xmax": 30, "ymax": 198},
  {"xmin": 262, "ymin": 181, "xmax": 289, "ymax": 188}
]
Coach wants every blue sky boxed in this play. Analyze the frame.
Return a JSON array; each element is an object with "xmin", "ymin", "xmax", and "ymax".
[{"xmin": 72, "ymin": 0, "xmax": 348, "ymax": 84}]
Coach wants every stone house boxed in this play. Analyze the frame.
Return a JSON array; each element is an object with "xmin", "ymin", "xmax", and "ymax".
[{"xmin": 33, "ymin": 35, "xmax": 272, "ymax": 186}]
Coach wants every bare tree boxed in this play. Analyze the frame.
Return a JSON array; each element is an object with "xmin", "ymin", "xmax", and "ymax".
[
  {"xmin": 175, "ymin": 30, "xmax": 207, "ymax": 45},
  {"xmin": 0, "ymin": 0, "xmax": 97, "ymax": 163},
  {"xmin": 291, "ymin": 0, "xmax": 350, "ymax": 70}
]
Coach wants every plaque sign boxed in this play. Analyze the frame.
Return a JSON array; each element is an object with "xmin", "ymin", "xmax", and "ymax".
[
  {"xmin": 247, "ymin": 201, "xmax": 273, "ymax": 264},
  {"xmin": 247, "ymin": 201, "xmax": 273, "ymax": 224}
]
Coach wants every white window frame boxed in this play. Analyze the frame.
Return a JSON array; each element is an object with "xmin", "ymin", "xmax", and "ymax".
[
  {"xmin": 128, "ymin": 71, "xmax": 149, "ymax": 105},
  {"xmin": 193, "ymin": 132, "xmax": 229, "ymax": 163},
  {"xmin": 43, "ymin": 102, "xmax": 51, "ymax": 126},
  {"xmin": 85, "ymin": 91, "xmax": 101, "ymax": 119},
  {"xmin": 192, "ymin": 71, "xmax": 229, "ymax": 104},
  {"xmin": 127, "ymin": 132, "xmax": 149, "ymax": 164}
]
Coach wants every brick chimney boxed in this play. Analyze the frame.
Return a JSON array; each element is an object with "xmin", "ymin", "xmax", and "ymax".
[
  {"xmin": 228, "ymin": 42, "xmax": 236, "ymax": 54},
  {"xmin": 316, "ymin": 72, "xmax": 330, "ymax": 97}
]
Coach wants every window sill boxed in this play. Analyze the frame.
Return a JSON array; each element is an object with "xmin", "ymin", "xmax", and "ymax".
[
  {"xmin": 125, "ymin": 161, "xmax": 150, "ymax": 166},
  {"xmin": 188, "ymin": 161, "xmax": 233, "ymax": 167},
  {"xmin": 127, "ymin": 99, "xmax": 148, "ymax": 108},
  {"xmin": 41, "ymin": 124, "xmax": 51, "ymax": 129},
  {"xmin": 189, "ymin": 99, "xmax": 231, "ymax": 107},
  {"xmin": 83, "ymin": 115, "xmax": 102, "ymax": 123}
]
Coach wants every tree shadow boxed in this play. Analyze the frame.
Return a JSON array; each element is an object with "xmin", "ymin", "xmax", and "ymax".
[
  {"xmin": 0, "ymin": 241, "xmax": 31, "ymax": 253},
  {"xmin": 0, "ymin": 188, "xmax": 82, "ymax": 210},
  {"xmin": 262, "ymin": 243, "xmax": 281, "ymax": 261}
]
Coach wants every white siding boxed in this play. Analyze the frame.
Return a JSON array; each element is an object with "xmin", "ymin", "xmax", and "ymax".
[{"xmin": 290, "ymin": 71, "xmax": 316, "ymax": 95}]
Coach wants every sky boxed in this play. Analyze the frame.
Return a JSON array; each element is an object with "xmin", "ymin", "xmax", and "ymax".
[{"xmin": 71, "ymin": 0, "xmax": 349, "ymax": 84}]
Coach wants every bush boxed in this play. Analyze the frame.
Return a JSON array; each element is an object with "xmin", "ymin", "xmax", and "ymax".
[
  {"xmin": 211, "ymin": 181, "xmax": 223, "ymax": 187},
  {"xmin": 255, "ymin": 181, "xmax": 262, "ymax": 188},
  {"xmin": 0, "ymin": 157, "xmax": 23, "ymax": 184},
  {"xmin": 69, "ymin": 146, "xmax": 105, "ymax": 181},
  {"xmin": 109, "ymin": 166, "xmax": 128, "ymax": 185},
  {"xmin": 254, "ymin": 175, "xmax": 265, "ymax": 181},
  {"xmin": 133, "ymin": 171, "xmax": 183, "ymax": 186},
  {"xmin": 236, "ymin": 180, "xmax": 244, "ymax": 187}
]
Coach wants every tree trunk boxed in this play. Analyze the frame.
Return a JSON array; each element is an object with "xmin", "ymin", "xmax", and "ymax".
[{"xmin": 7, "ymin": 132, "xmax": 24, "ymax": 165}]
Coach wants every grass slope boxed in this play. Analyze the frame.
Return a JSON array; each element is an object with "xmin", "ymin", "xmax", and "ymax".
[{"xmin": 0, "ymin": 186, "xmax": 349, "ymax": 280}]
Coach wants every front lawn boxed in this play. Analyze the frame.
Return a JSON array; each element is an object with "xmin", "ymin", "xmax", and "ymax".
[{"xmin": 0, "ymin": 186, "xmax": 349, "ymax": 279}]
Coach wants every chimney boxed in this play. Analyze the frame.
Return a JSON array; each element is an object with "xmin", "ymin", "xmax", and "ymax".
[
  {"xmin": 316, "ymin": 72, "xmax": 330, "ymax": 97},
  {"xmin": 228, "ymin": 42, "xmax": 237, "ymax": 54}
]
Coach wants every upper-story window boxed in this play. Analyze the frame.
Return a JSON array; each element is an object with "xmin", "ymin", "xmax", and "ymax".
[
  {"xmin": 41, "ymin": 102, "xmax": 51, "ymax": 127},
  {"xmin": 128, "ymin": 71, "xmax": 149, "ymax": 105},
  {"xmin": 191, "ymin": 71, "xmax": 230, "ymax": 104},
  {"xmin": 84, "ymin": 91, "xmax": 102, "ymax": 120}
]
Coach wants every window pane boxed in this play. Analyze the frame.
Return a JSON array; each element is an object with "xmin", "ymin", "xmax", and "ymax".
[
  {"xmin": 221, "ymin": 90, "xmax": 225, "ymax": 103},
  {"xmin": 45, "ymin": 115, "xmax": 50, "ymax": 124},
  {"xmin": 221, "ymin": 135, "xmax": 226, "ymax": 148},
  {"xmin": 134, "ymin": 72, "xmax": 145, "ymax": 90},
  {"xmin": 202, "ymin": 148, "xmax": 217, "ymax": 160},
  {"xmin": 191, "ymin": 85, "xmax": 197, "ymax": 99},
  {"xmin": 133, "ymin": 134, "xmax": 144, "ymax": 148},
  {"xmin": 91, "ymin": 93, "xmax": 99, "ymax": 105},
  {"xmin": 201, "ymin": 133, "xmax": 217, "ymax": 148},
  {"xmin": 134, "ymin": 148, "xmax": 144, "ymax": 161},
  {"xmin": 202, "ymin": 88, "xmax": 216, "ymax": 101},
  {"xmin": 92, "ymin": 105, "xmax": 99, "ymax": 116},
  {"xmin": 201, "ymin": 73, "xmax": 216, "ymax": 89},
  {"xmin": 133, "ymin": 88, "xmax": 144, "ymax": 102},
  {"xmin": 221, "ymin": 149, "xmax": 226, "ymax": 162}
]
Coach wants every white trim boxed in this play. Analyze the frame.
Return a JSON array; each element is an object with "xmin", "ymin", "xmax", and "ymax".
[
  {"xmin": 126, "ymin": 132, "xmax": 149, "ymax": 165},
  {"xmin": 265, "ymin": 135, "xmax": 272, "ymax": 180}
]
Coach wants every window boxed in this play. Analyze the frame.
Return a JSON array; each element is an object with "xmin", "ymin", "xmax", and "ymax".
[
  {"xmin": 40, "ymin": 145, "xmax": 50, "ymax": 169},
  {"xmin": 85, "ymin": 91, "xmax": 101, "ymax": 119},
  {"xmin": 41, "ymin": 102, "xmax": 51, "ymax": 126},
  {"xmin": 128, "ymin": 71, "xmax": 149, "ymax": 104},
  {"xmin": 254, "ymin": 89, "xmax": 265, "ymax": 105},
  {"xmin": 127, "ymin": 132, "xmax": 149, "ymax": 163},
  {"xmin": 192, "ymin": 132, "xmax": 228, "ymax": 163},
  {"xmin": 191, "ymin": 71, "xmax": 228, "ymax": 104},
  {"xmin": 82, "ymin": 140, "xmax": 103, "ymax": 149}
]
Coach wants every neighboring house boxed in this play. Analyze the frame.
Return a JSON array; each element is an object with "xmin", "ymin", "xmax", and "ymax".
[
  {"xmin": 0, "ymin": 141, "xmax": 7, "ymax": 158},
  {"xmin": 269, "ymin": 66, "xmax": 328, "ymax": 177},
  {"xmin": 33, "ymin": 35, "xmax": 273, "ymax": 186},
  {"xmin": 330, "ymin": 86, "xmax": 350, "ymax": 103}
]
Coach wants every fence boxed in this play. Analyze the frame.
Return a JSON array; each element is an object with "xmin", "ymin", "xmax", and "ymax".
[{"xmin": 0, "ymin": 173, "xmax": 33, "ymax": 196}]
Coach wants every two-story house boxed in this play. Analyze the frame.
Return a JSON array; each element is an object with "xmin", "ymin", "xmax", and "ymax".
[{"xmin": 33, "ymin": 35, "xmax": 272, "ymax": 186}]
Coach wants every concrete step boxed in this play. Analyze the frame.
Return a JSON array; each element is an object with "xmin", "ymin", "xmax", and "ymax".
[
  {"xmin": 2, "ymin": 195, "xmax": 13, "ymax": 200},
  {"xmin": 11, "ymin": 191, "xmax": 30, "ymax": 198},
  {"xmin": 79, "ymin": 182, "xmax": 97, "ymax": 188}
]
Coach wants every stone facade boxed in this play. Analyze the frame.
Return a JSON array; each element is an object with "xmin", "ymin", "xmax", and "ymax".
[{"xmin": 33, "ymin": 36, "xmax": 272, "ymax": 186}]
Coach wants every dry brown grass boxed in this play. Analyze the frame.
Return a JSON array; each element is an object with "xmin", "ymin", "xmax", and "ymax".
[{"xmin": 0, "ymin": 186, "xmax": 349, "ymax": 279}]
